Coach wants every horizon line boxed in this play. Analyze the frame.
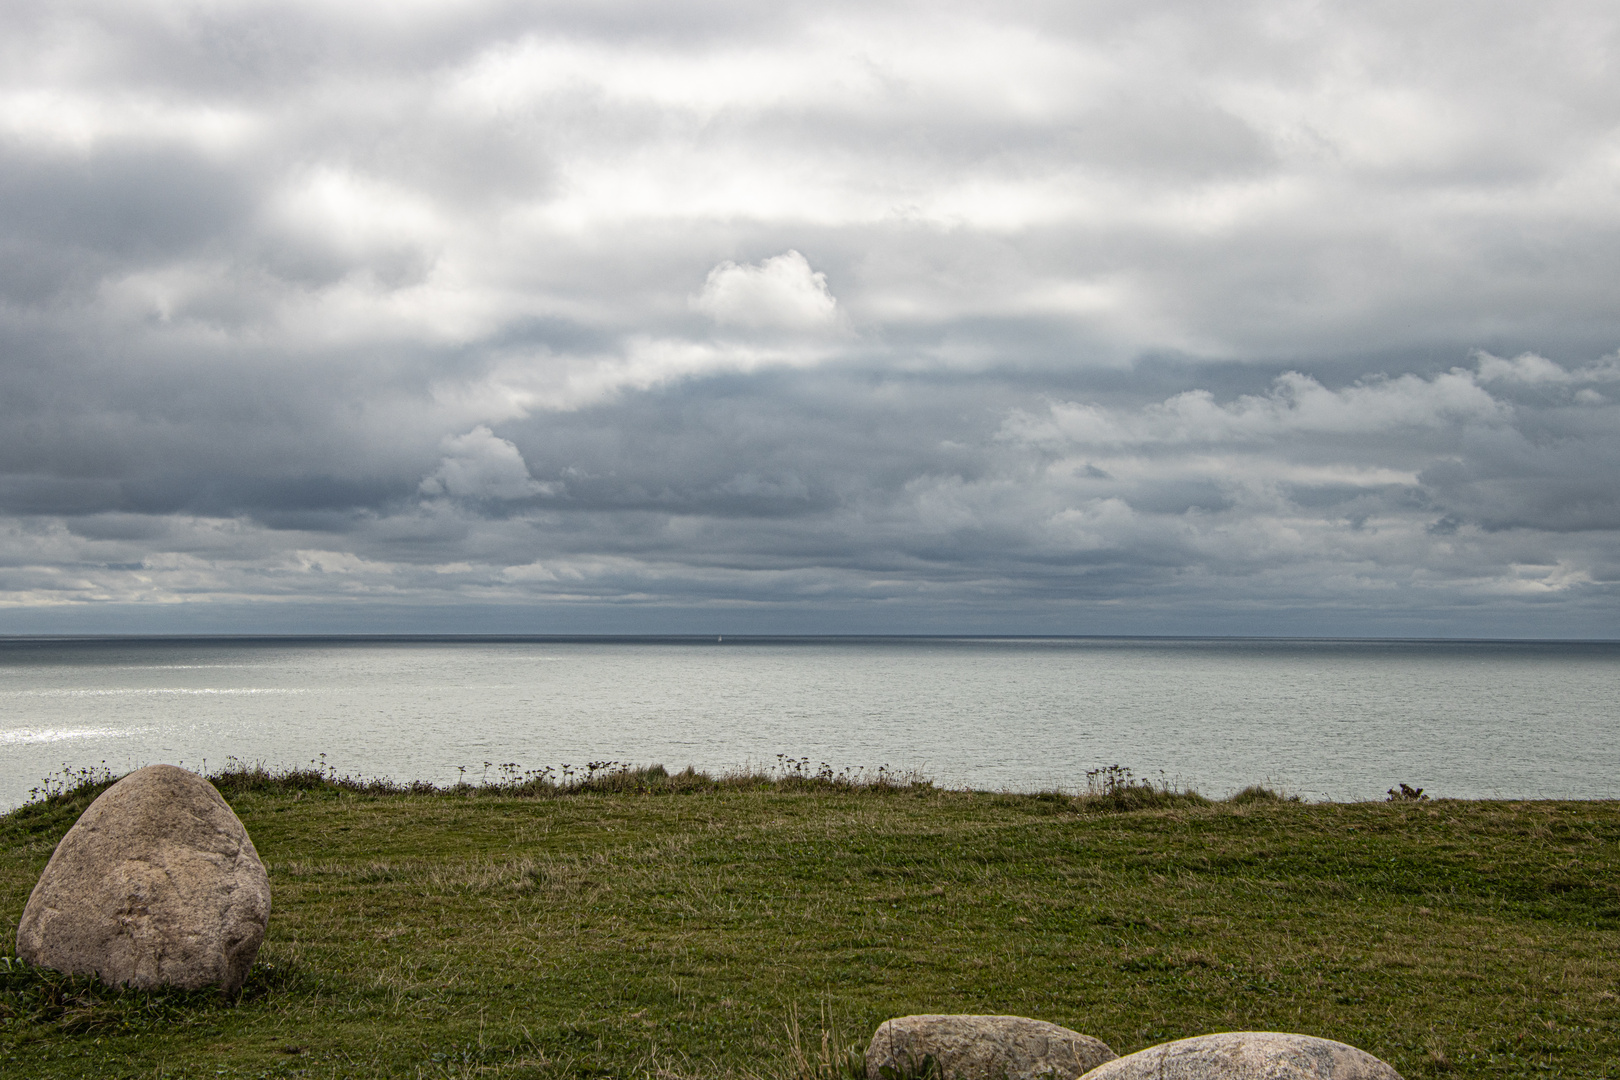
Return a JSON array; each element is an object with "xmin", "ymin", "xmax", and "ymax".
[{"xmin": 0, "ymin": 633, "xmax": 1617, "ymax": 646}]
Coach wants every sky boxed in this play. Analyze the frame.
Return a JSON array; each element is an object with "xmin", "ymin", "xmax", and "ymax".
[{"xmin": 1, "ymin": 0, "xmax": 1618, "ymax": 637}]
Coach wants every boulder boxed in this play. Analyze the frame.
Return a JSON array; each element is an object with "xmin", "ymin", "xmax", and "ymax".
[
  {"xmin": 867, "ymin": 1015, "xmax": 1117, "ymax": 1080},
  {"xmin": 16, "ymin": 764, "xmax": 271, "ymax": 994},
  {"xmin": 1078, "ymin": 1032, "xmax": 1403, "ymax": 1080}
]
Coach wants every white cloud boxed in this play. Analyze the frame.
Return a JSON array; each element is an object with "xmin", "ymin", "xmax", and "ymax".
[
  {"xmin": 1474, "ymin": 351, "xmax": 1620, "ymax": 385},
  {"xmin": 1474, "ymin": 351, "xmax": 1573, "ymax": 384},
  {"xmin": 262, "ymin": 166, "xmax": 446, "ymax": 282},
  {"xmin": 290, "ymin": 550, "xmax": 393, "ymax": 575},
  {"xmin": 1004, "ymin": 369, "xmax": 1506, "ymax": 450},
  {"xmin": 0, "ymin": 90, "xmax": 259, "ymax": 155},
  {"xmin": 418, "ymin": 426, "xmax": 551, "ymax": 500},
  {"xmin": 693, "ymin": 251, "xmax": 838, "ymax": 330}
]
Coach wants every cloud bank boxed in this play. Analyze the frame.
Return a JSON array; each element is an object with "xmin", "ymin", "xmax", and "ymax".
[{"xmin": 0, "ymin": 0, "xmax": 1617, "ymax": 635}]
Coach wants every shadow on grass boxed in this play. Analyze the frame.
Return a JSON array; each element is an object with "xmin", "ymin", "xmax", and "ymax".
[{"xmin": 0, "ymin": 952, "xmax": 306, "ymax": 1034}]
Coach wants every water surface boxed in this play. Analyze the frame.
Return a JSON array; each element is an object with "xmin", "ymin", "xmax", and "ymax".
[{"xmin": 1, "ymin": 636, "xmax": 1615, "ymax": 809}]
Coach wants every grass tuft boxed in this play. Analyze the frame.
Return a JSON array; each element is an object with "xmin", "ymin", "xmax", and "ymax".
[
  {"xmin": 190, "ymin": 757, "xmax": 937, "ymax": 802},
  {"xmin": 1225, "ymin": 785, "xmax": 1301, "ymax": 805},
  {"xmin": 1068, "ymin": 764, "xmax": 1211, "ymax": 813},
  {"xmin": 772, "ymin": 1004, "xmax": 866, "ymax": 1080}
]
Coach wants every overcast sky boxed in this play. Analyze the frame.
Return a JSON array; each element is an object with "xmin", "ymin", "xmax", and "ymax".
[{"xmin": 2, "ymin": 0, "xmax": 1618, "ymax": 636}]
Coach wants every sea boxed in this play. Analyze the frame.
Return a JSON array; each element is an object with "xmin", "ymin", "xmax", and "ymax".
[{"xmin": 1, "ymin": 636, "xmax": 1616, "ymax": 810}]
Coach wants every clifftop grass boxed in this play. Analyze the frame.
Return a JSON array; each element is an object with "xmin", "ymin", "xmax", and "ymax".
[{"xmin": 2, "ymin": 765, "xmax": 1618, "ymax": 1079}]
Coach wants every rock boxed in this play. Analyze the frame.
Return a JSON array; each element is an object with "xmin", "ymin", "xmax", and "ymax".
[
  {"xmin": 15, "ymin": 764, "xmax": 271, "ymax": 994},
  {"xmin": 866, "ymin": 1015, "xmax": 1117, "ymax": 1080},
  {"xmin": 1078, "ymin": 1032, "xmax": 1403, "ymax": 1080}
]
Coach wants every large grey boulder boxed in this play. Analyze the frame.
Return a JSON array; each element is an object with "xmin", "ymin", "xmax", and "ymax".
[
  {"xmin": 16, "ymin": 764, "xmax": 271, "ymax": 994},
  {"xmin": 1079, "ymin": 1032, "xmax": 1402, "ymax": 1080},
  {"xmin": 867, "ymin": 1015, "xmax": 1116, "ymax": 1080}
]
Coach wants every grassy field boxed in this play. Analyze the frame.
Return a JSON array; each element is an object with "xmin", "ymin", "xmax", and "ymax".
[{"xmin": 2, "ymin": 766, "xmax": 1618, "ymax": 1079}]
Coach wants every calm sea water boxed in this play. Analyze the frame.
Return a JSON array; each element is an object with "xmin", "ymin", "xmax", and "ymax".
[{"xmin": 0, "ymin": 636, "xmax": 1615, "ymax": 809}]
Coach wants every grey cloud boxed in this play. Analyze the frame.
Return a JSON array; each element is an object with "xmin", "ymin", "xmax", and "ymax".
[
  {"xmin": 0, "ymin": 147, "xmax": 233, "ymax": 258},
  {"xmin": 0, "ymin": 146, "xmax": 253, "ymax": 310},
  {"xmin": 0, "ymin": 1, "xmax": 1618, "ymax": 633}
]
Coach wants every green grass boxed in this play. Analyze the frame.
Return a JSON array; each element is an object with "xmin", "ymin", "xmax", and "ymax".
[{"xmin": 2, "ymin": 765, "xmax": 1619, "ymax": 1079}]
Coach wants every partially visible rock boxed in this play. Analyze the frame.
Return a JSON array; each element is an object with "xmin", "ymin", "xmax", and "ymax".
[
  {"xmin": 867, "ymin": 1015, "xmax": 1116, "ymax": 1080},
  {"xmin": 16, "ymin": 764, "xmax": 271, "ymax": 994},
  {"xmin": 1078, "ymin": 1032, "xmax": 1403, "ymax": 1080}
]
